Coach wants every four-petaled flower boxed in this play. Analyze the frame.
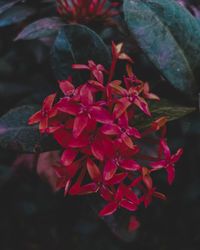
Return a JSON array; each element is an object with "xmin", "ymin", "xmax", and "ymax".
[
  {"xmin": 28, "ymin": 93, "xmax": 57, "ymax": 133},
  {"xmin": 56, "ymin": 85, "xmax": 112, "ymax": 138},
  {"xmin": 151, "ymin": 139, "xmax": 183, "ymax": 185}
]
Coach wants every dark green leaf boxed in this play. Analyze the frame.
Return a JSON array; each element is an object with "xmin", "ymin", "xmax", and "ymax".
[
  {"xmin": 124, "ymin": 0, "xmax": 200, "ymax": 95},
  {"xmin": 134, "ymin": 99, "xmax": 196, "ymax": 129},
  {"xmin": 51, "ymin": 24, "xmax": 111, "ymax": 82},
  {"xmin": 15, "ymin": 17, "xmax": 64, "ymax": 41},
  {"xmin": 0, "ymin": 105, "xmax": 59, "ymax": 153},
  {"xmin": 0, "ymin": 0, "xmax": 20, "ymax": 15},
  {"xmin": 180, "ymin": 112, "xmax": 200, "ymax": 135},
  {"xmin": 0, "ymin": 5, "xmax": 35, "ymax": 27}
]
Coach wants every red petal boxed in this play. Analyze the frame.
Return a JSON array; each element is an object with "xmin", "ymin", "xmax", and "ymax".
[
  {"xmin": 73, "ymin": 114, "xmax": 88, "ymax": 138},
  {"xmin": 121, "ymin": 159, "xmax": 141, "ymax": 171},
  {"xmin": 106, "ymin": 173, "xmax": 127, "ymax": 185},
  {"xmin": 68, "ymin": 133, "xmax": 89, "ymax": 148},
  {"xmin": 99, "ymin": 186, "xmax": 113, "ymax": 201},
  {"xmin": 39, "ymin": 117, "xmax": 48, "ymax": 132},
  {"xmin": 80, "ymin": 85, "xmax": 93, "ymax": 105},
  {"xmin": 61, "ymin": 149, "xmax": 77, "ymax": 166},
  {"xmin": 153, "ymin": 191, "xmax": 167, "ymax": 200},
  {"xmin": 127, "ymin": 127, "xmax": 141, "ymax": 138},
  {"xmin": 142, "ymin": 167, "xmax": 153, "ymax": 190},
  {"xmin": 88, "ymin": 80, "xmax": 104, "ymax": 90},
  {"xmin": 166, "ymin": 165, "xmax": 175, "ymax": 185},
  {"xmin": 43, "ymin": 93, "xmax": 56, "ymax": 110},
  {"xmin": 76, "ymin": 183, "xmax": 99, "ymax": 195},
  {"xmin": 90, "ymin": 106, "xmax": 113, "ymax": 124},
  {"xmin": 151, "ymin": 117, "xmax": 167, "ymax": 131},
  {"xmin": 91, "ymin": 140, "xmax": 104, "ymax": 161},
  {"xmin": 56, "ymin": 99, "xmax": 80, "ymax": 115},
  {"xmin": 118, "ymin": 111, "xmax": 128, "ymax": 127},
  {"xmin": 151, "ymin": 160, "xmax": 165, "ymax": 170},
  {"xmin": 123, "ymin": 187, "xmax": 139, "ymax": 204},
  {"xmin": 134, "ymin": 96, "xmax": 151, "ymax": 116},
  {"xmin": 160, "ymin": 139, "xmax": 171, "ymax": 159},
  {"xmin": 115, "ymin": 184, "xmax": 124, "ymax": 201},
  {"xmin": 72, "ymin": 64, "xmax": 89, "ymax": 70},
  {"xmin": 58, "ymin": 80, "xmax": 74, "ymax": 95},
  {"xmin": 118, "ymin": 52, "xmax": 133, "ymax": 63},
  {"xmin": 103, "ymin": 160, "xmax": 117, "ymax": 181},
  {"xmin": 120, "ymin": 200, "xmax": 137, "ymax": 211},
  {"xmin": 113, "ymin": 99, "xmax": 131, "ymax": 119},
  {"xmin": 121, "ymin": 133, "xmax": 134, "ymax": 149},
  {"xmin": 171, "ymin": 148, "xmax": 183, "ymax": 163},
  {"xmin": 99, "ymin": 202, "xmax": 118, "ymax": 216},
  {"xmin": 66, "ymin": 160, "xmax": 81, "ymax": 177},
  {"xmin": 28, "ymin": 111, "xmax": 42, "ymax": 125},
  {"xmin": 53, "ymin": 129, "xmax": 71, "ymax": 148},
  {"xmin": 87, "ymin": 158, "xmax": 101, "ymax": 181},
  {"xmin": 93, "ymin": 69, "xmax": 103, "ymax": 83},
  {"xmin": 101, "ymin": 124, "xmax": 120, "ymax": 135}
]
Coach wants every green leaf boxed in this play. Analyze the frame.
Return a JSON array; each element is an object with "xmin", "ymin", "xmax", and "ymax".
[
  {"xmin": 180, "ymin": 112, "xmax": 200, "ymax": 135},
  {"xmin": 0, "ymin": 0, "xmax": 20, "ymax": 15},
  {"xmin": 0, "ymin": 105, "xmax": 59, "ymax": 153},
  {"xmin": 15, "ymin": 17, "xmax": 64, "ymax": 41},
  {"xmin": 124, "ymin": 0, "xmax": 200, "ymax": 95},
  {"xmin": 0, "ymin": 5, "xmax": 35, "ymax": 27},
  {"xmin": 134, "ymin": 99, "xmax": 196, "ymax": 129},
  {"xmin": 51, "ymin": 24, "xmax": 111, "ymax": 82}
]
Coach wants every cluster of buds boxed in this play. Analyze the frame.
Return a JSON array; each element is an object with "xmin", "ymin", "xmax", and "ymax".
[
  {"xmin": 29, "ymin": 42, "xmax": 183, "ymax": 229},
  {"xmin": 56, "ymin": 0, "xmax": 119, "ymax": 24}
]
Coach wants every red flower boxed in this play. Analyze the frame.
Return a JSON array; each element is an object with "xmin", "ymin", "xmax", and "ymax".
[
  {"xmin": 112, "ymin": 85, "xmax": 151, "ymax": 118},
  {"xmin": 143, "ymin": 82, "xmax": 160, "ymax": 101},
  {"xmin": 57, "ymin": 85, "xmax": 113, "ymax": 138},
  {"xmin": 151, "ymin": 139, "xmax": 183, "ymax": 185},
  {"xmin": 103, "ymin": 142, "xmax": 140, "ymax": 181},
  {"xmin": 56, "ymin": 0, "xmax": 119, "ymax": 25},
  {"xmin": 99, "ymin": 184, "xmax": 139, "ymax": 216},
  {"xmin": 54, "ymin": 159, "xmax": 81, "ymax": 195},
  {"xmin": 58, "ymin": 78, "xmax": 80, "ymax": 101},
  {"xmin": 73, "ymin": 60, "xmax": 106, "ymax": 85},
  {"xmin": 141, "ymin": 187, "xmax": 167, "ymax": 208},
  {"xmin": 69, "ymin": 158, "xmax": 127, "ymax": 197},
  {"xmin": 101, "ymin": 111, "xmax": 141, "ymax": 149},
  {"xmin": 111, "ymin": 42, "xmax": 133, "ymax": 64},
  {"xmin": 28, "ymin": 93, "xmax": 57, "ymax": 133}
]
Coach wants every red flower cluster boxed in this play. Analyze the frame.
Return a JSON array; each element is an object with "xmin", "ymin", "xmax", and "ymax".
[
  {"xmin": 56, "ymin": 0, "xmax": 119, "ymax": 24},
  {"xmin": 29, "ymin": 42, "xmax": 183, "ymax": 228}
]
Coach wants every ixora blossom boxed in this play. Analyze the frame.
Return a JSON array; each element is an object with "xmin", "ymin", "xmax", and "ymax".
[
  {"xmin": 56, "ymin": 0, "xmax": 119, "ymax": 24},
  {"xmin": 29, "ymin": 42, "xmax": 183, "ymax": 230}
]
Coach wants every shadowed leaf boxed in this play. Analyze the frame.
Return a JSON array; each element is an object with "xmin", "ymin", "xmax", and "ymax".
[
  {"xmin": 15, "ymin": 17, "xmax": 64, "ymax": 41},
  {"xmin": 134, "ymin": 99, "xmax": 196, "ymax": 129},
  {"xmin": 0, "ymin": 105, "xmax": 59, "ymax": 153},
  {"xmin": 0, "ymin": 5, "xmax": 35, "ymax": 27},
  {"xmin": 124, "ymin": 0, "xmax": 200, "ymax": 95},
  {"xmin": 51, "ymin": 24, "xmax": 111, "ymax": 82},
  {"xmin": 0, "ymin": 0, "xmax": 20, "ymax": 15}
]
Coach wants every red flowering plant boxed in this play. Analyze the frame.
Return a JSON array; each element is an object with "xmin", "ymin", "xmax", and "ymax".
[
  {"xmin": 29, "ymin": 42, "xmax": 183, "ymax": 228},
  {"xmin": 56, "ymin": 0, "xmax": 120, "ymax": 25}
]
